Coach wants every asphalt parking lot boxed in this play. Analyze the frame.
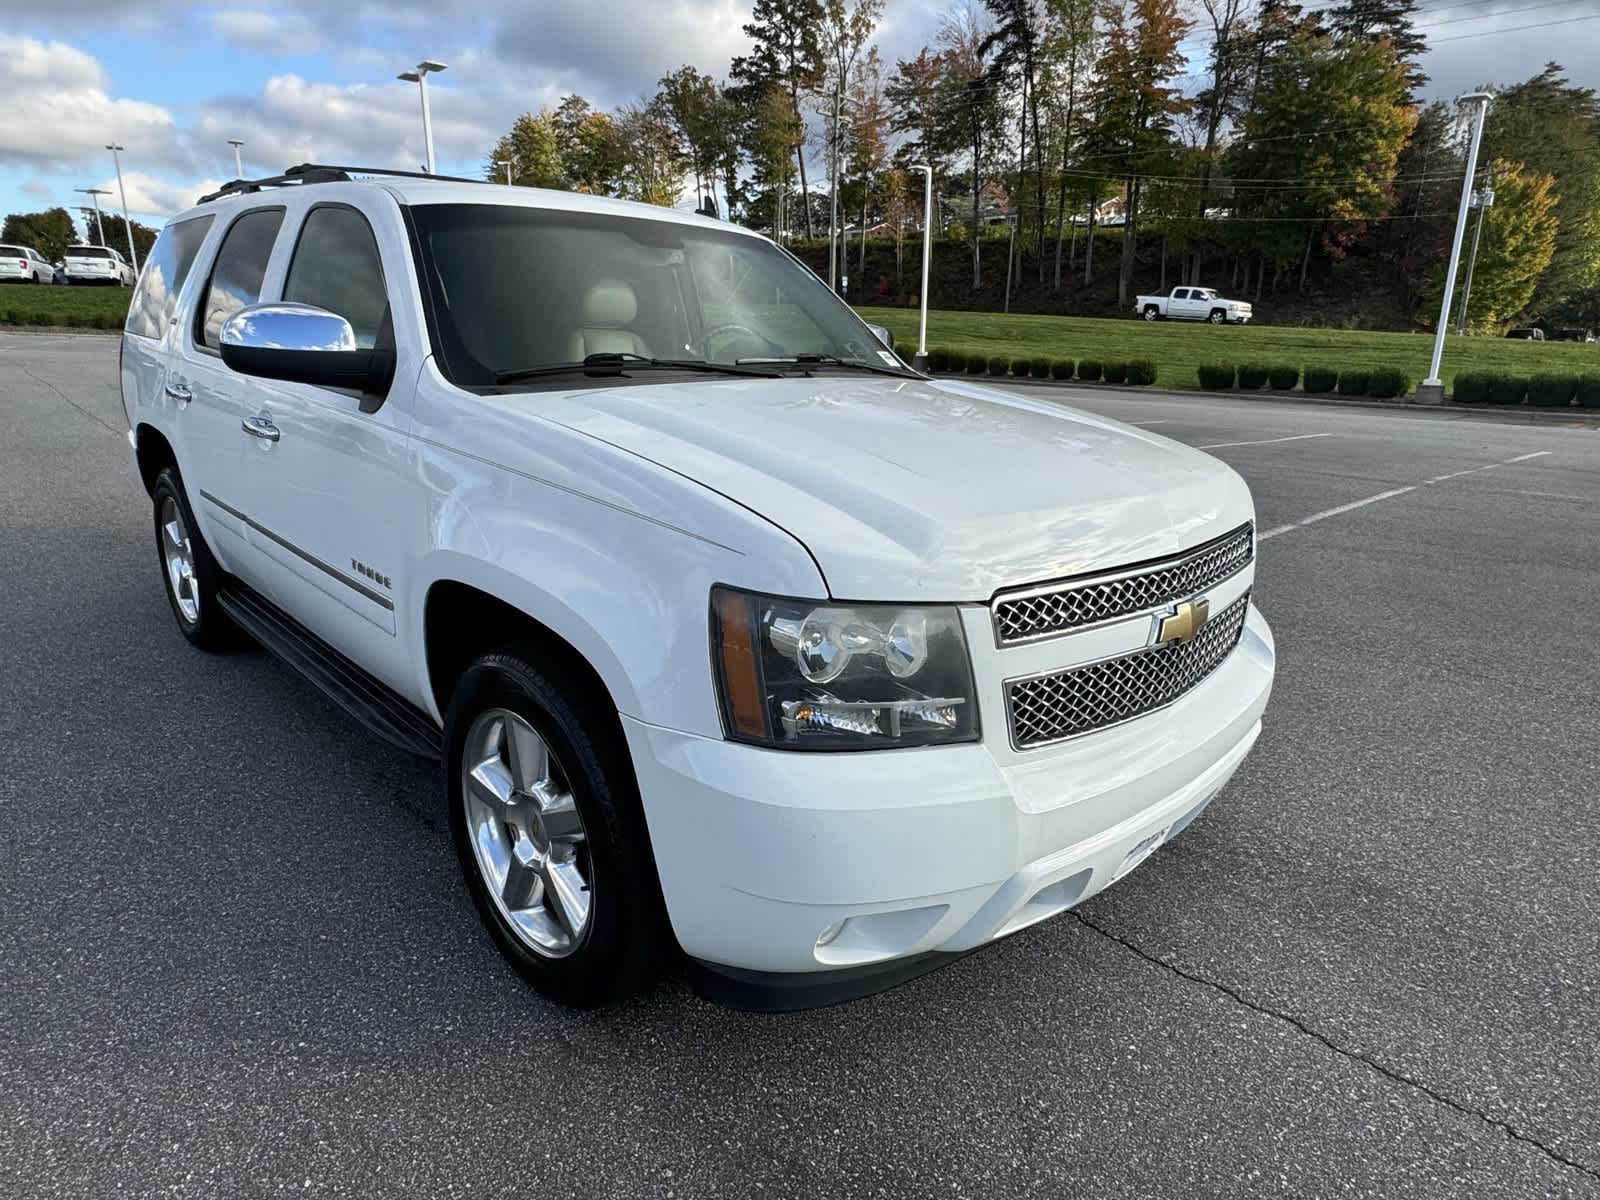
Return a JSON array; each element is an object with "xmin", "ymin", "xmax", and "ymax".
[{"xmin": 3, "ymin": 331, "xmax": 1599, "ymax": 1199}]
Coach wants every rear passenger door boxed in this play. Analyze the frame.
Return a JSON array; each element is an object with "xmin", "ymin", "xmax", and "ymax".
[
  {"xmin": 169, "ymin": 206, "xmax": 286, "ymax": 589},
  {"xmin": 121, "ymin": 211, "xmax": 213, "ymax": 431}
]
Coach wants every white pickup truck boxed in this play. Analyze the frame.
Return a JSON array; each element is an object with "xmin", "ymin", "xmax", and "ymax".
[
  {"xmin": 1135, "ymin": 287, "xmax": 1253, "ymax": 325},
  {"xmin": 122, "ymin": 163, "xmax": 1274, "ymax": 1009}
]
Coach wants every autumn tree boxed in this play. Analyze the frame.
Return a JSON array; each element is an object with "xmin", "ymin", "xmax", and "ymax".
[
  {"xmin": 1089, "ymin": 0, "xmax": 1191, "ymax": 307},
  {"xmin": 749, "ymin": 82, "xmax": 803, "ymax": 236},
  {"xmin": 1447, "ymin": 159, "xmax": 1558, "ymax": 330},
  {"xmin": 847, "ymin": 47, "xmax": 891, "ymax": 277},
  {"xmin": 732, "ymin": 0, "xmax": 825, "ymax": 238},
  {"xmin": 886, "ymin": 48, "xmax": 949, "ymax": 216},
  {"xmin": 552, "ymin": 95, "xmax": 627, "ymax": 194},
  {"xmin": 1, "ymin": 207, "xmax": 77, "ymax": 263},
  {"xmin": 615, "ymin": 97, "xmax": 686, "ymax": 208},
  {"xmin": 939, "ymin": 5, "xmax": 1006, "ymax": 287},
  {"xmin": 485, "ymin": 112, "xmax": 564, "ymax": 188},
  {"xmin": 659, "ymin": 67, "xmax": 728, "ymax": 211},
  {"xmin": 1042, "ymin": 0, "xmax": 1096, "ymax": 288}
]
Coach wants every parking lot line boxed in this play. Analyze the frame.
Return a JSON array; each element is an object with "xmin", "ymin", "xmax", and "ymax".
[
  {"xmin": 1198, "ymin": 433, "xmax": 1333, "ymax": 450},
  {"xmin": 1260, "ymin": 450, "xmax": 1554, "ymax": 541}
]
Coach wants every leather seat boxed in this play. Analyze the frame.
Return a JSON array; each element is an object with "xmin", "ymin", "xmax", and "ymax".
[{"xmin": 568, "ymin": 279, "xmax": 651, "ymax": 360}]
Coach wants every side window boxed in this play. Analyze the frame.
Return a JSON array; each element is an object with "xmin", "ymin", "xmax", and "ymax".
[
  {"xmin": 126, "ymin": 214, "xmax": 214, "ymax": 341},
  {"xmin": 198, "ymin": 208, "xmax": 284, "ymax": 350},
  {"xmin": 1173, "ymin": 289, "xmax": 1189, "ymax": 300},
  {"xmin": 282, "ymin": 206, "xmax": 389, "ymax": 349}
]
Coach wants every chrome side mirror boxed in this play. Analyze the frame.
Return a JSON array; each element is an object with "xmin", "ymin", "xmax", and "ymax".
[
  {"xmin": 866, "ymin": 322, "xmax": 894, "ymax": 351},
  {"xmin": 220, "ymin": 302, "xmax": 394, "ymax": 404}
]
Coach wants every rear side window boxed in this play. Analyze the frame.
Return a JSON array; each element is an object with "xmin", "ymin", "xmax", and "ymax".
[
  {"xmin": 0, "ymin": 246, "xmax": 20, "ymax": 256},
  {"xmin": 282, "ymin": 206, "xmax": 389, "ymax": 349},
  {"xmin": 198, "ymin": 208, "xmax": 284, "ymax": 349},
  {"xmin": 126, "ymin": 215, "xmax": 214, "ymax": 341}
]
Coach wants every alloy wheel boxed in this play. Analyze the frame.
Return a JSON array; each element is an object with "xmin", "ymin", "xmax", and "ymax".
[
  {"xmin": 159, "ymin": 495, "xmax": 200, "ymax": 625},
  {"xmin": 462, "ymin": 708, "xmax": 593, "ymax": 958}
]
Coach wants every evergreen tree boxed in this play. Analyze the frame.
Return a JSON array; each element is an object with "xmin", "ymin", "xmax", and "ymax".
[
  {"xmin": 732, "ymin": 0, "xmax": 826, "ymax": 238},
  {"xmin": 1323, "ymin": 0, "xmax": 1426, "ymax": 97}
]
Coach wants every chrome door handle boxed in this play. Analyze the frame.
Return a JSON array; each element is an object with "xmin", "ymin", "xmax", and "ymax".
[
  {"xmin": 165, "ymin": 381, "xmax": 193, "ymax": 404},
  {"xmin": 241, "ymin": 416, "xmax": 280, "ymax": 443}
]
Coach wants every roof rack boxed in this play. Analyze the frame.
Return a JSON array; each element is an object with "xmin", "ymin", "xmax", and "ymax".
[{"xmin": 197, "ymin": 163, "xmax": 488, "ymax": 205}]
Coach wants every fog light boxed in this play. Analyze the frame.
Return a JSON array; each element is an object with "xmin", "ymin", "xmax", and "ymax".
[{"xmin": 815, "ymin": 920, "xmax": 846, "ymax": 947}]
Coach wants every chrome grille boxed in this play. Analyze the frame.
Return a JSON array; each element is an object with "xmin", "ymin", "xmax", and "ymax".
[
  {"xmin": 1006, "ymin": 593, "xmax": 1250, "ymax": 749},
  {"xmin": 992, "ymin": 523, "xmax": 1253, "ymax": 645}
]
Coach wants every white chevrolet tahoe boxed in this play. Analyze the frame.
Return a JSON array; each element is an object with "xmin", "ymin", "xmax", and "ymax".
[{"xmin": 122, "ymin": 164, "xmax": 1275, "ymax": 1010}]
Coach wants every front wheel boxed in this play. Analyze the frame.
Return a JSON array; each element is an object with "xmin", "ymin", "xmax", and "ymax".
[
  {"xmin": 1209, "ymin": 309, "xmax": 1227, "ymax": 325},
  {"xmin": 151, "ymin": 466, "xmax": 245, "ymax": 650},
  {"xmin": 446, "ymin": 652, "xmax": 665, "ymax": 1007}
]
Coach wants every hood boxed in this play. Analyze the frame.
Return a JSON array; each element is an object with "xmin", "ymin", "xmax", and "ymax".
[{"xmin": 528, "ymin": 374, "xmax": 1253, "ymax": 601}]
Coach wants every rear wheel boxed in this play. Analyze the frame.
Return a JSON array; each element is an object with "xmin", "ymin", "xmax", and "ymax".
[
  {"xmin": 446, "ymin": 651, "xmax": 664, "ymax": 1007},
  {"xmin": 1142, "ymin": 305, "xmax": 1160, "ymax": 321}
]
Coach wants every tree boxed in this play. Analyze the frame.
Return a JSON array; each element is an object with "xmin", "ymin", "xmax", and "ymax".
[
  {"xmin": 615, "ymin": 98, "xmax": 687, "ymax": 208},
  {"xmin": 817, "ymin": 0, "xmax": 883, "ymax": 275},
  {"xmin": 659, "ymin": 67, "xmax": 726, "ymax": 211},
  {"xmin": 1, "ymin": 207, "xmax": 76, "ymax": 263},
  {"xmin": 732, "ymin": 0, "xmax": 826, "ymax": 238},
  {"xmin": 486, "ymin": 112, "xmax": 564, "ymax": 188},
  {"xmin": 749, "ymin": 82, "xmax": 803, "ymax": 236},
  {"xmin": 1187, "ymin": 0, "xmax": 1253, "ymax": 284},
  {"xmin": 1042, "ymin": 0, "xmax": 1096, "ymax": 288},
  {"xmin": 940, "ymin": 5, "xmax": 1006, "ymax": 287},
  {"xmin": 1323, "ymin": 0, "xmax": 1426, "ymax": 98},
  {"xmin": 1090, "ymin": 0, "xmax": 1192, "ymax": 307},
  {"xmin": 886, "ymin": 49, "xmax": 949, "ymax": 217},
  {"xmin": 1446, "ymin": 159, "xmax": 1558, "ymax": 330},
  {"xmin": 984, "ymin": 0, "xmax": 1050, "ymax": 279},
  {"xmin": 1482, "ymin": 64, "xmax": 1600, "ymax": 317},
  {"xmin": 848, "ymin": 47, "xmax": 890, "ymax": 278},
  {"xmin": 553, "ymin": 95, "xmax": 627, "ymax": 194}
]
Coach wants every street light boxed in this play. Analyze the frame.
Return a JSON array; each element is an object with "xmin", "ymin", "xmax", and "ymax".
[
  {"xmin": 104, "ymin": 144, "xmax": 140, "ymax": 273},
  {"xmin": 398, "ymin": 59, "xmax": 447, "ymax": 174},
  {"xmin": 227, "ymin": 139, "xmax": 245, "ymax": 179},
  {"xmin": 75, "ymin": 187, "xmax": 110, "ymax": 247},
  {"xmin": 1418, "ymin": 91, "xmax": 1493, "ymax": 404},
  {"xmin": 909, "ymin": 164, "xmax": 933, "ymax": 372},
  {"xmin": 495, "ymin": 157, "xmax": 516, "ymax": 186}
]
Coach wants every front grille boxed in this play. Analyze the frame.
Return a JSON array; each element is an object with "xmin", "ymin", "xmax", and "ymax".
[
  {"xmin": 992, "ymin": 523, "xmax": 1253, "ymax": 645},
  {"xmin": 1005, "ymin": 593, "xmax": 1250, "ymax": 749}
]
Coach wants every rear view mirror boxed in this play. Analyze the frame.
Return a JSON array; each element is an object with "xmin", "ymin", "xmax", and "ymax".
[
  {"xmin": 866, "ymin": 323, "xmax": 894, "ymax": 351},
  {"xmin": 220, "ymin": 302, "xmax": 394, "ymax": 404}
]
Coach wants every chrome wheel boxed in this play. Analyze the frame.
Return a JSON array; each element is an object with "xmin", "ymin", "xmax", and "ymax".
[
  {"xmin": 159, "ymin": 495, "xmax": 200, "ymax": 625},
  {"xmin": 462, "ymin": 709, "xmax": 593, "ymax": 958}
]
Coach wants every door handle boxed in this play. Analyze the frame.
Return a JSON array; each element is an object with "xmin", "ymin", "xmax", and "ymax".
[
  {"xmin": 165, "ymin": 381, "xmax": 193, "ymax": 404},
  {"xmin": 241, "ymin": 416, "xmax": 281, "ymax": 443}
]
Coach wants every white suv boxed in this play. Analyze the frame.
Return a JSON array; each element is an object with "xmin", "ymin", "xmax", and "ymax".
[
  {"xmin": 64, "ymin": 244, "xmax": 136, "ymax": 285},
  {"xmin": 0, "ymin": 244, "xmax": 53, "ymax": 284},
  {"xmin": 122, "ymin": 165, "xmax": 1275, "ymax": 1009}
]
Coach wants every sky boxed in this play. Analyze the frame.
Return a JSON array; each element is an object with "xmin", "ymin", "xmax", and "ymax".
[{"xmin": 1, "ymin": 0, "xmax": 1597, "ymax": 236}]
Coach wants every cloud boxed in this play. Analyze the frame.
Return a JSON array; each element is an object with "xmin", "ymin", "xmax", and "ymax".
[
  {"xmin": 0, "ymin": 36, "xmax": 181, "ymax": 170},
  {"xmin": 86, "ymin": 171, "xmax": 225, "ymax": 221},
  {"xmin": 210, "ymin": 9, "xmax": 322, "ymax": 57}
]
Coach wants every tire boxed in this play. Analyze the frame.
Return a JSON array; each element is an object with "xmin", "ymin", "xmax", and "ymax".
[
  {"xmin": 1143, "ymin": 305, "xmax": 1160, "ymax": 321},
  {"xmin": 151, "ymin": 466, "xmax": 245, "ymax": 651},
  {"xmin": 446, "ymin": 651, "xmax": 665, "ymax": 1007},
  {"xmin": 1209, "ymin": 309, "xmax": 1227, "ymax": 325}
]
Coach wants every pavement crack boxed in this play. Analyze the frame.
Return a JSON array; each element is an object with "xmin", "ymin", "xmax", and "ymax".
[
  {"xmin": 14, "ymin": 361, "xmax": 122, "ymax": 437},
  {"xmin": 1071, "ymin": 910, "xmax": 1600, "ymax": 1183}
]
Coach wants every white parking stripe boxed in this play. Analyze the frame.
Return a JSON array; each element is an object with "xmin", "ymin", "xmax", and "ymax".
[
  {"xmin": 1259, "ymin": 450, "xmax": 1553, "ymax": 541},
  {"xmin": 1198, "ymin": 433, "xmax": 1333, "ymax": 450}
]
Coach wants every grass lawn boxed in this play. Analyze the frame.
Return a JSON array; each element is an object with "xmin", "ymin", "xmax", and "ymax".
[
  {"xmin": 0, "ymin": 284, "xmax": 130, "ymax": 329},
  {"xmin": 856, "ymin": 306, "xmax": 1600, "ymax": 392}
]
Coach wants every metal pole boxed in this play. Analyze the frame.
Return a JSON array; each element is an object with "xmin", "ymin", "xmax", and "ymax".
[
  {"xmin": 105, "ymin": 144, "xmax": 139, "ymax": 272},
  {"xmin": 829, "ymin": 83, "xmax": 840, "ymax": 291},
  {"xmin": 912, "ymin": 164, "xmax": 931, "ymax": 370},
  {"xmin": 1420, "ymin": 93, "xmax": 1492, "ymax": 401},
  {"xmin": 78, "ymin": 188, "xmax": 106, "ymax": 245},
  {"xmin": 418, "ymin": 73, "xmax": 436, "ymax": 174},
  {"xmin": 1456, "ymin": 171, "xmax": 1492, "ymax": 335},
  {"xmin": 1004, "ymin": 214, "xmax": 1017, "ymax": 314},
  {"xmin": 228, "ymin": 139, "xmax": 244, "ymax": 179}
]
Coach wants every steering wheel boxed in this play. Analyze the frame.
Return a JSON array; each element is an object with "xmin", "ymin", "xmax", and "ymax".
[{"xmin": 702, "ymin": 322, "xmax": 782, "ymax": 362}]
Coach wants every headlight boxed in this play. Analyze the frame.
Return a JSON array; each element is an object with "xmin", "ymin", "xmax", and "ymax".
[{"xmin": 711, "ymin": 587, "xmax": 980, "ymax": 750}]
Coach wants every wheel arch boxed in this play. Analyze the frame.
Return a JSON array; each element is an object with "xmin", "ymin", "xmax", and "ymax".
[{"xmin": 133, "ymin": 422, "xmax": 178, "ymax": 496}]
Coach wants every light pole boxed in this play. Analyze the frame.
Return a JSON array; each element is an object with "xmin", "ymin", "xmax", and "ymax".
[
  {"xmin": 910, "ymin": 164, "xmax": 932, "ymax": 372},
  {"xmin": 829, "ymin": 83, "xmax": 841, "ymax": 291},
  {"xmin": 398, "ymin": 60, "xmax": 447, "ymax": 174},
  {"xmin": 227, "ymin": 139, "xmax": 245, "ymax": 179},
  {"xmin": 1419, "ymin": 91, "xmax": 1493, "ymax": 404},
  {"xmin": 495, "ymin": 157, "xmax": 516, "ymax": 185},
  {"xmin": 1456, "ymin": 171, "xmax": 1495, "ymax": 335},
  {"xmin": 76, "ymin": 187, "xmax": 109, "ymax": 247},
  {"xmin": 104, "ymin": 144, "xmax": 140, "ymax": 272}
]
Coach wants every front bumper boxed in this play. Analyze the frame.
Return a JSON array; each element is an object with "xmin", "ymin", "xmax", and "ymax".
[{"xmin": 625, "ymin": 605, "xmax": 1275, "ymax": 999}]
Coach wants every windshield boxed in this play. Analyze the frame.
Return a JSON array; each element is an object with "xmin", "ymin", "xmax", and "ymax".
[
  {"xmin": 69, "ymin": 247, "xmax": 113, "ymax": 259},
  {"xmin": 409, "ymin": 203, "xmax": 908, "ymax": 388}
]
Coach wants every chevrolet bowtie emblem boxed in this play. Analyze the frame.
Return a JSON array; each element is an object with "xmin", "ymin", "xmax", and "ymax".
[{"xmin": 1155, "ymin": 598, "xmax": 1211, "ymax": 645}]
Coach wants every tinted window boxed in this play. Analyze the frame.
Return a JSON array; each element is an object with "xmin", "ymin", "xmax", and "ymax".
[
  {"xmin": 282, "ymin": 206, "xmax": 389, "ymax": 349},
  {"xmin": 1173, "ymin": 289, "xmax": 1189, "ymax": 300},
  {"xmin": 70, "ymin": 247, "xmax": 113, "ymax": 259},
  {"xmin": 0, "ymin": 246, "xmax": 21, "ymax": 256},
  {"xmin": 199, "ymin": 209, "xmax": 284, "ymax": 349},
  {"xmin": 126, "ymin": 214, "xmax": 215, "ymax": 341}
]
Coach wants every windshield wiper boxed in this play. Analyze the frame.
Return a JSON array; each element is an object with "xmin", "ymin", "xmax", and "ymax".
[
  {"xmin": 494, "ymin": 353, "xmax": 780, "ymax": 385},
  {"xmin": 734, "ymin": 352, "xmax": 909, "ymax": 377}
]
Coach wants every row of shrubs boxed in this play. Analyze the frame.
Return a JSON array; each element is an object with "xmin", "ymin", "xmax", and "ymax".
[
  {"xmin": 926, "ymin": 347, "xmax": 1157, "ymax": 386},
  {"xmin": 0, "ymin": 309, "xmax": 123, "ymax": 329},
  {"xmin": 1195, "ymin": 363, "xmax": 1412, "ymax": 400},
  {"xmin": 1452, "ymin": 371, "xmax": 1600, "ymax": 408}
]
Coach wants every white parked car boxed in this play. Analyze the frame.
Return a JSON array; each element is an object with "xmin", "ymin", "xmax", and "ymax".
[
  {"xmin": 64, "ymin": 244, "xmax": 136, "ymax": 286},
  {"xmin": 0, "ymin": 243, "xmax": 53, "ymax": 284},
  {"xmin": 1136, "ymin": 286, "xmax": 1253, "ymax": 325},
  {"xmin": 122, "ymin": 164, "xmax": 1275, "ymax": 1009}
]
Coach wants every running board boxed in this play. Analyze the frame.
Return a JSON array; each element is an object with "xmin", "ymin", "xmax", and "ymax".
[{"xmin": 218, "ymin": 583, "xmax": 443, "ymax": 761}]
